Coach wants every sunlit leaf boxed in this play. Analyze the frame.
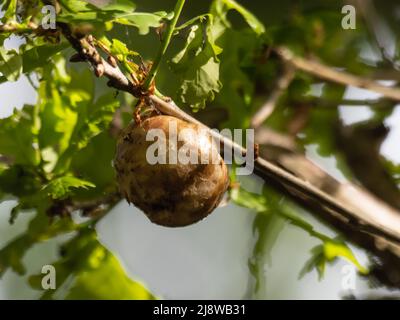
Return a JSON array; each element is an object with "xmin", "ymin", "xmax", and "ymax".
[
  {"xmin": 323, "ymin": 239, "xmax": 368, "ymax": 275},
  {"xmin": 109, "ymin": 38, "xmax": 139, "ymax": 61},
  {"xmin": 1, "ymin": 0, "xmax": 17, "ymax": 23},
  {"xmin": 42, "ymin": 176, "xmax": 95, "ymax": 200},
  {"xmin": 101, "ymin": 0, "xmax": 136, "ymax": 12},
  {"xmin": 211, "ymin": 0, "xmax": 265, "ymax": 35},
  {"xmin": 230, "ymin": 186, "xmax": 269, "ymax": 213},
  {"xmin": 29, "ymin": 229, "xmax": 155, "ymax": 300},
  {"xmin": 58, "ymin": 0, "xmax": 166, "ymax": 35},
  {"xmin": 299, "ymin": 239, "xmax": 368, "ymax": 280},
  {"xmin": 59, "ymin": 0, "xmax": 97, "ymax": 12},
  {"xmin": 54, "ymin": 90, "xmax": 119, "ymax": 173}
]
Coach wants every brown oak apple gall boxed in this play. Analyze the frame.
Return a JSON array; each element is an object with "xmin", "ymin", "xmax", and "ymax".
[{"xmin": 114, "ymin": 115, "xmax": 229, "ymax": 227}]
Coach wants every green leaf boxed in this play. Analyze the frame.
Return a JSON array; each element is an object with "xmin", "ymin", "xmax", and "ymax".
[
  {"xmin": 230, "ymin": 186, "xmax": 269, "ymax": 213},
  {"xmin": 65, "ymin": 247, "xmax": 154, "ymax": 299},
  {"xmin": 272, "ymin": 195, "xmax": 368, "ymax": 278},
  {"xmin": 171, "ymin": 18, "xmax": 222, "ymax": 110},
  {"xmin": 38, "ymin": 82, "xmax": 78, "ymax": 170},
  {"xmin": 71, "ymin": 132, "xmax": 116, "ymax": 198},
  {"xmin": 59, "ymin": 0, "xmax": 97, "ymax": 12},
  {"xmin": 208, "ymin": 0, "xmax": 267, "ymax": 128},
  {"xmin": 213, "ymin": 28, "xmax": 261, "ymax": 128},
  {"xmin": 248, "ymin": 213, "xmax": 284, "ymax": 298},
  {"xmin": 58, "ymin": 0, "xmax": 166, "ymax": 35},
  {"xmin": 0, "ymin": 48, "xmax": 23, "ymax": 81},
  {"xmin": 42, "ymin": 176, "xmax": 95, "ymax": 200},
  {"xmin": 0, "ymin": 235, "xmax": 32, "ymax": 276},
  {"xmin": 0, "ymin": 105, "xmax": 40, "ymax": 166},
  {"xmin": 232, "ymin": 183, "xmax": 368, "ymax": 281},
  {"xmin": 384, "ymin": 159, "xmax": 400, "ymax": 186},
  {"xmin": 37, "ymin": 61, "xmax": 87, "ymax": 168},
  {"xmin": 1, "ymin": 0, "xmax": 17, "ymax": 23},
  {"xmin": 211, "ymin": 0, "xmax": 265, "ymax": 35},
  {"xmin": 114, "ymin": 11, "xmax": 171, "ymax": 35},
  {"xmin": 101, "ymin": 0, "xmax": 136, "ymax": 12},
  {"xmin": 57, "ymin": 0, "xmax": 118, "ymax": 26},
  {"xmin": 0, "ymin": 162, "xmax": 6, "ymax": 171},
  {"xmin": 0, "ymin": 212, "xmax": 78, "ymax": 277},
  {"xmin": 0, "ymin": 165, "xmax": 42, "ymax": 198},
  {"xmin": 22, "ymin": 43, "xmax": 69, "ymax": 74},
  {"xmin": 300, "ymin": 84, "xmax": 344, "ymax": 157},
  {"xmin": 29, "ymin": 229, "xmax": 155, "ymax": 300},
  {"xmin": 299, "ymin": 239, "xmax": 368, "ymax": 280},
  {"xmin": 54, "ymin": 92, "xmax": 120, "ymax": 173},
  {"xmin": 323, "ymin": 240, "xmax": 368, "ymax": 275},
  {"xmin": 207, "ymin": 0, "xmax": 270, "ymax": 128},
  {"xmin": 70, "ymin": 92, "xmax": 120, "ymax": 151},
  {"xmin": 299, "ymin": 245, "xmax": 326, "ymax": 280},
  {"xmin": 36, "ymin": 63, "xmax": 113, "ymax": 174},
  {"xmin": 0, "ymin": 34, "xmax": 5, "ymax": 48},
  {"xmin": 109, "ymin": 38, "xmax": 139, "ymax": 61}
]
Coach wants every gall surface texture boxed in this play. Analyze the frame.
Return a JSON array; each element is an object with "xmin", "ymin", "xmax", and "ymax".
[{"xmin": 114, "ymin": 115, "xmax": 229, "ymax": 227}]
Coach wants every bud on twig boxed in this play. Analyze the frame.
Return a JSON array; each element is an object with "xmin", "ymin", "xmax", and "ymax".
[
  {"xmin": 95, "ymin": 63, "xmax": 105, "ymax": 77},
  {"xmin": 107, "ymin": 55, "xmax": 118, "ymax": 68}
]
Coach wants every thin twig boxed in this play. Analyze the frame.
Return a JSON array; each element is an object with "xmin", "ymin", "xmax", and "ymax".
[
  {"xmin": 314, "ymin": 97, "xmax": 393, "ymax": 108},
  {"xmin": 276, "ymin": 46, "xmax": 400, "ymax": 101},
  {"xmin": 354, "ymin": 0, "xmax": 398, "ymax": 66},
  {"xmin": 0, "ymin": 22, "xmax": 37, "ymax": 33},
  {"xmin": 142, "ymin": 0, "xmax": 186, "ymax": 90},
  {"xmin": 250, "ymin": 66, "xmax": 295, "ymax": 128},
  {"xmin": 0, "ymin": 21, "xmax": 59, "ymax": 39},
  {"xmin": 58, "ymin": 22, "xmax": 138, "ymax": 94}
]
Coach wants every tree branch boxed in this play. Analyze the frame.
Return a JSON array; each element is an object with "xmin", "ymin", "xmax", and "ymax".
[
  {"xmin": 275, "ymin": 46, "xmax": 400, "ymax": 101},
  {"xmin": 354, "ymin": 0, "xmax": 398, "ymax": 67},
  {"xmin": 250, "ymin": 65, "xmax": 295, "ymax": 128},
  {"xmin": 0, "ymin": 21, "xmax": 60, "ymax": 39},
  {"xmin": 0, "ymin": 21, "xmax": 38, "ymax": 34}
]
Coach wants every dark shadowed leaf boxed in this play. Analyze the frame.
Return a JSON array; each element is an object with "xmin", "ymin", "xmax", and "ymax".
[
  {"xmin": 171, "ymin": 17, "xmax": 222, "ymax": 110},
  {"xmin": 0, "ymin": 105, "xmax": 40, "ymax": 166},
  {"xmin": 0, "ymin": 48, "xmax": 23, "ymax": 81},
  {"xmin": 42, "ymin": 176, "xmax": 95, "ymax": 200}
]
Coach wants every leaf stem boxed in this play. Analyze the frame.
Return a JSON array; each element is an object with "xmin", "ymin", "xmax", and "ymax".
[
  {"xmin": 142, "ymin": 0, "xmax": 186, "ymax": 90},
  {"xmin": 174, "ymin": 13, "xmax": 211, "ymax": 32}
]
